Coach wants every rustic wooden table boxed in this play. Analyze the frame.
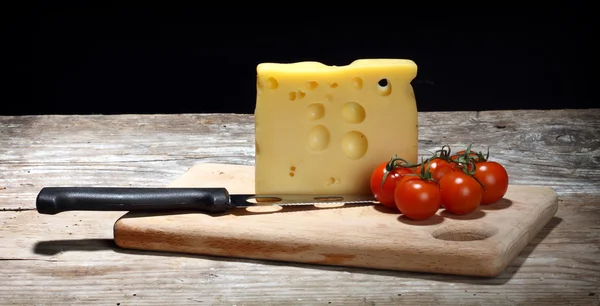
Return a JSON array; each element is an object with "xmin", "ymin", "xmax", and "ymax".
[{"xmin": 1, "ymin": 109, "xmax": 599, "ymax": 305}]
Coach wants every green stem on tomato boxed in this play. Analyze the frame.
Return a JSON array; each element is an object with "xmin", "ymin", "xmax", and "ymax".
[
  {"xmin": 378, "ymin": 143, "xmax": 475, "ymax": 191},
  {"xmin": 379, "ymin": 155, "xmax": 399, "ymax": 190},
  {"xmin": 483, "ymin": 145, "xmax": 491, "ymax": 161},
  {"xmin": 419, "ymin": 156, "xmax": 438, "ymax": 185},
  {"xmin": 451, "ymin": 149, "xmax": 487, "ymax": 191},
  {"xmin": 379, "ymin": 154, "xmax": 422, "ymax": 190},
  {"xmin": 436, "ymin": 144, "xmax": 452, "ymax": 158},
  {"xmin": 388, "ymin": 156, "xmax": 421, "ymax": 170}
]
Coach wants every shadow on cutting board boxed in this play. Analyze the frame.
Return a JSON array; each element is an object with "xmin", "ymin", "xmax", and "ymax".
[{"xmin": 31, "ymin": 216, "xmax": 563, "ymax": 285}]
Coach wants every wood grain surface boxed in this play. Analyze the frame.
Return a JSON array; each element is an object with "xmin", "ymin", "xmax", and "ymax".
[
  {"xmin": 114, "ymin": 163, "xmax": 559, "ymax": 277},
  {"xmin": 1, "ymin": 109, "xmax": 599, "ymax": 305}
]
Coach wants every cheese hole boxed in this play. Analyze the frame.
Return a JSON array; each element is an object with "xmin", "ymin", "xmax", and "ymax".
[
  {"xmin": 307, "ymin": 103, "xmax": 325, "ymax": 120},
  {"xmin": 330, "ymin": 82, "xmax": 338, "ymax": 88},
  {"xmin": 342, "ymin": 102, "xmax": 366, "ymax": 124},
  {"xmin": 307, "ymin": 124, "xmax": 330, "ymax": 152},
  {"xmin": 324, "ymin": 94, "xmax": 333, "ymax": 102},
  {"xmin": 289, "ymin": 172, "xmax": 295, "ymax": 177},
  {"xmin": 289, "ymin": 92, "xmax": 297, "ymax": 101},
  {"xmin": 352, "ymin": 77, "xmax": 363, "ymax": 90},
  {"xmin": 290, "ymin": 166, "xmax": 296, "ymax": 171},
  {"xmin": 341, "ymin": 131, "xmax": 368, "ymax": 160},
  {"xmin": 267, "ymin": 77, "xmax": 278, "ymax": 89},
  {"xmin": 377, "ymin": 78, "xmax": 392, "ymax": 96},
  {"xmin": 297, "ymin": 90, "xmax": 306, "ymax": 99},
  {"xmin": 326, "ymin": 177, "xmax": 340, "ymax": 186},
  {"xmin": 306, "ymin": 81, "xmax": 319, "ymax": 90}
]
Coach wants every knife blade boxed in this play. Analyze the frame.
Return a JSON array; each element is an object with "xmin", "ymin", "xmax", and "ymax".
[{"xmin": 35, "ymin": 187, "xmax": 378, "ymax": 215}]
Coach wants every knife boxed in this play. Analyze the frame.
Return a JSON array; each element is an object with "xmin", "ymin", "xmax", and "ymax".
[{"xmin": 36, "ymin": 187, "xmax": 378, "ymax": 215}]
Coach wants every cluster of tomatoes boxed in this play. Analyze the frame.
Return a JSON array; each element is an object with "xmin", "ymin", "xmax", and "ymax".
[{"xmin": 369, "ymin": 144, "xmax": 509, "ymax": 221}]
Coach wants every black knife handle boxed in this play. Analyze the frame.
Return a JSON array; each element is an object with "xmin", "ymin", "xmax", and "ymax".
[{"xmin": 36, "ymin": 187, "xmax": 231, "ymax": 215}]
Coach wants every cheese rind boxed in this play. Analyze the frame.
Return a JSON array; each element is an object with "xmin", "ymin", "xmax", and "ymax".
[{"xmin": 254, "ymin": 59, "xmax": 418, "ymax": 195}]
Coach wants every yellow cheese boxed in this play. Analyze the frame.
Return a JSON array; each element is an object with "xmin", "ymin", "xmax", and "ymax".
[{"xmin": 254, "ymin": 59, "xmax": 418, "ymax": 195}]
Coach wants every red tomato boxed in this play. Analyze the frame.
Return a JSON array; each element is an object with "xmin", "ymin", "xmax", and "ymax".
[
  {"xmin": 473, "ymin": 161, "xmax": 509, "ymax": 204},
  {"xmin": 439, "ymin": 171, "xmax": 483, "ymax": 215},
  {"xmin": 370, "ymin": 161, "xmax": 413, "ymax": 209},
  {"xmin": 416, "ymin": 158, "xmax": 454, "ymax": 182},
  {"xmin": 394, "ymin": 176, "xmax": 441, "ymax": 220}
]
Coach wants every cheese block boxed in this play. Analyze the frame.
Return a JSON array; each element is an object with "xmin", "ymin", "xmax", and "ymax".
[{"xmin": 254, "ymin": 59, "xmax": 418, "ymax": 195}]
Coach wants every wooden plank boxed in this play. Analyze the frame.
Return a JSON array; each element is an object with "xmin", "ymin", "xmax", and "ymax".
[
  {"xmin": 1, "ymin": 109, "xmax": 599, "ymax": 211},
  {"xmin": 1, "ymin": 197, "xmax": 598, "ymax": 305},
  {"xmin": 0, "ymin": 114, "xmax": 255, "ymax": 210},
  {"xmin": 113, "ymin": 163, "xmax": 559, "ymax": 277}
]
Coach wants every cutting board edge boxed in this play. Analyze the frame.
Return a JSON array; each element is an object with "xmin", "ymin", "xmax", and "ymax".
[
  {"xmin": 112, "ymin": 225, "xmax": 508, "ymax": 278},
  {"xmin": 486, "ymin": 191, "xmax": 559, "ymax": 276}
]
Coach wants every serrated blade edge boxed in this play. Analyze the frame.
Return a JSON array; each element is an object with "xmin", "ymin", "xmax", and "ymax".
[{"xmin": 229, "ymin": 194, "xmax": 378, "ymax": 208}]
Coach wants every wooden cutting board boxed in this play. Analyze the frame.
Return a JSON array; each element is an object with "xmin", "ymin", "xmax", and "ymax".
[{"xmin": 113, "ymin": 163, "xmax": 558, "ymax": 277}]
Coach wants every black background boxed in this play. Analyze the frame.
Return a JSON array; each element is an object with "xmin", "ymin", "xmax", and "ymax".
[{"xmin": 2, "ymin": 4, "xmax": 595, "ymax": 115}]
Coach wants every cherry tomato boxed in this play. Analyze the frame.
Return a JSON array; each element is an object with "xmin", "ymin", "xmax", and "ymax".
[
  {"xmin": 439, "ymin": 171, "xmax": 483, "ymax": 215},
  {"xmin": 370, "ymin": 161, "xmax": 413, "ymax": 209},
  {"xmin": 473, "ymin": 161, "xmax": 509, "ymax": 204},
  {"xmin": 416, "ymin": 158, "xmax": 454, "ymax": 182},
  {"xmin": 394, "ymin": 176, "xmax": 441, "ymax": 221}
]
